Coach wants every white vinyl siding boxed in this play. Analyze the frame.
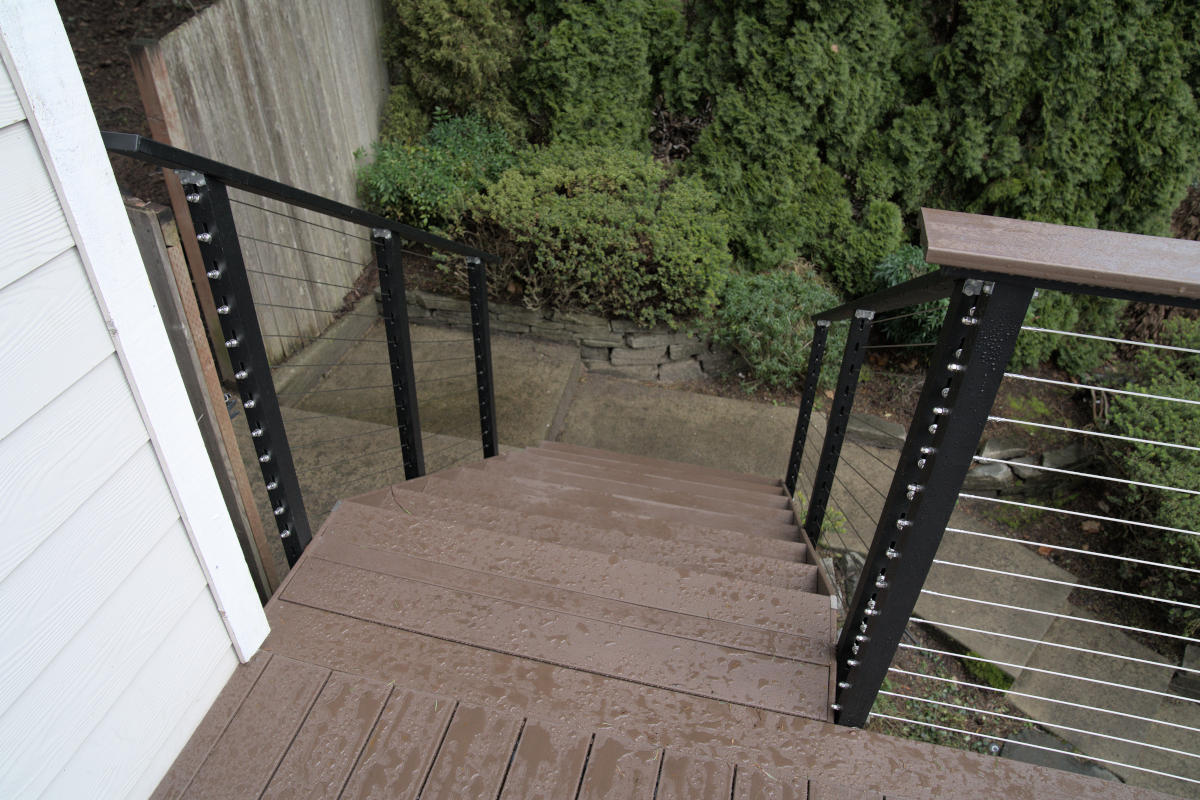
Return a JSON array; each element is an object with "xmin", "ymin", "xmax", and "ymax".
[{"xmin": 0, "ymin": 3, "xmax": 267, "ymax": 796}]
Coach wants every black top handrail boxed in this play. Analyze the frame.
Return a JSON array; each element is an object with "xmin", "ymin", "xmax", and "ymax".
[
  {"xmin": 103, "ymin": 131, "xmax": 497, "ymax": 263},
  {"xmin": 814, "ymin": 270, "xmax": 956, "ymax": 322}
]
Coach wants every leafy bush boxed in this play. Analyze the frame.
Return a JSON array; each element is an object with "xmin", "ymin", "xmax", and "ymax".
[
  {"xmin": 382, "ymin": 0, "xmax": 524, "ymax": 134},
  {"xmin": 708, "ymin": 265, "xmax": 844, "ymax": 389},
  {"xmin": 872, "ymin": 244, "xmax": 947, "ymax": 346},
  {"xmin": 462, "ymin": 144, "xmax": 731, "ymax": 326},
  {"xmin": 357, "ymin": 113, "xmax": 518, "ymax": 229},
  {"xmin": 518, "ymin": 0, "xmax": 682, "ymax": 149},
  {"xmin": 1008, "ymin": 292, "xmax": 1124, "ymax": 375},
  {"xmin": 1105, "ymin": 316, "xmax": 1200, "ymax": 634}
]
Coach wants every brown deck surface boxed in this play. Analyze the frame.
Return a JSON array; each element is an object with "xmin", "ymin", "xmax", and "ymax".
[{"xmin": 154, "ymin": 443, "xmax": 1176, "ymax": 799}]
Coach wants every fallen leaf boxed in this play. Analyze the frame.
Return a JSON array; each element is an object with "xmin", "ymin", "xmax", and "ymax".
[
  {"xmin": 1081, "ymin": 520, "xmax": 1101, "ymax": 534},
  {"xmin": 1037, "ymin": 546, "xmax": 1053, "ymax": 556}
]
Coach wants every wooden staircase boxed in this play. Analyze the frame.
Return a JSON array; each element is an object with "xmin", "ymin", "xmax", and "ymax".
[{"xmin": 153, "ymin": 443, "xmax": 1152, "ymax": 799}]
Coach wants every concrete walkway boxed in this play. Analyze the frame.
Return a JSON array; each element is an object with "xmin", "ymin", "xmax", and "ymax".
[{"xmin": 239, "ymin": 316, "xmax": 1196, "ymax": 798}]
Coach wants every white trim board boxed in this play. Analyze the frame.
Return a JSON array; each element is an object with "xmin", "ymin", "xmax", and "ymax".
[{"xmin": 0, "ymin": 0, "xmax": 268, "ymax": 660}]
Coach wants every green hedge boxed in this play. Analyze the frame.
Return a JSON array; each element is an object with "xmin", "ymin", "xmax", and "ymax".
[
  {"xmin": 462, "ymin": 144, "xmax": 731, "ymax": 326},
  {"xmin": 708, "ymin": 266, "xmax": 843, "ymax": 389},
  {"xmin": 1105, "ymin": 317, "xmax": 1200, "ymax": 634}
]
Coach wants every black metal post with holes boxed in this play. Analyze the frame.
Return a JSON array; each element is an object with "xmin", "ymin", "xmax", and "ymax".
[
  {"xmin": 179, "ymin": 169, "xmax": 313, "ymax": 565},
  {"xmin": 467, "ymin": 257, "xmax": 499, "ymax": 458},
  {"xmin": 785, "ymin": 320, "xmax": 831, "ymax": 497},
  {"xmin": 832, "ymin": 279, "xmax": 1033, "ymax": 727},
  {"xmin": 373, "ymin": 229, "xmax": 425, "ymax": 479},
  {"xmin": 803, "ymin": 310, "xmax": 874, "ymax": 543}
]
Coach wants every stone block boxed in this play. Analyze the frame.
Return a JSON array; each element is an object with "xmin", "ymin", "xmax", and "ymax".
[
  {"xmin": 1042, "ymin": 441, "xmax": 1088, "ymax": 470},
  {"xmin": 1010, "ymin": 454, "xmax": 1041, "ymax": 480},
  {"xmin": 698, "ymin": 348, "xmax": 743, "ymax": 376},
  {"xmin": 625, "ymin": 332, "xmax": 681, "ymax": 349},
  {"xmin": 609, "ymin": 318, "xmax": 642, "ymax": 333},
  {"xmin": 961, "ymin": 460, "xmax": 1013, "ymax": 491},
  {"xmin": 668, "ymin": 340, "xmax": 705, "ymax": 360},
  {"xmin": 493, "ymin": 305, "xmax": 547, "ymax": 325},
  {"xmin": 406, "ymin": 303, "xmax": 432, "ymax": 319},
  {"xmin": 979, "ymin": 435, "xmax": 1027, "ymax": 461},
  {"xmin": 583, "ymin": 360, "xmax": 658, "ymax": 380},
  {"xmin": 527, "ymin": 324, "xmax": 579, "ymax": 344},
  {"xmin": 610, "ymin": 346, "xmax": 667, "ymax": 366},
  {"xmin": 581, "ymin": 336, "xmax": 624, "ymax": 348},
  {"xmin": 580, "ymin": 345, "xmax": 611, "ymax": 361},
  {"xmin": 550, "ymin": 309, "xmax": 609, "ymax": 329},
  {"xmin": 1170, "ymin": 644, "xmax": 1200, "ymax": 700},
  {"xmin": 657, "ymin": 358, "xmax": 704, "ymax": 383},
  {"xmin": 411, "ymin": 289, "xmax": 470, "ymax": 312}
]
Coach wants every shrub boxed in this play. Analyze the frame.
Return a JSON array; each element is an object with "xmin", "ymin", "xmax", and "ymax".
[
  {"xmin": 518, "ymin": 0, "xmax": 681, "ymax": 149},
  {"xmin": 357, "ymin": 113, "xmax": 518, "ymax": 229},
  {"xmin": 872, "ymin": 244, "xmax": 947, "ymax": 345},
  {"xmin": 463, "ymin": 144, "xmax": 731, "ymax": 326},
  {"xmin": 708, "ymin": 265, "xmax": 844, "ymax": 389},
  {"xmin": 1008, "ymin": 292, "xmax": 1124, "ymax": 376},
  {"xmin": 1105, "ymin": 317, "xmax": 1200, "ymax": 634},
  {"xmin": 382, "ymin": 0, "xmax": 524, "ymax": 134}
]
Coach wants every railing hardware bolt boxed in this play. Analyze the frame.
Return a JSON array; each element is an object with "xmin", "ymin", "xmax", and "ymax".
[
  {"xmin": 954, "ymin": 348, "xmax": 963, "ymax": 359},
  {"xmin": 197, "ymin": 232, "xmax": 212, "ymax": 243},
  {"xmin": 846, "ymin": 659, "xmax": 860, "ymax": 667},
  {"xmin": 927, "ymin": 423, "xmax": 938, "ymax": 434},
  {"xmin": 217, "ymin": 305, "xmax": 230, "ymax": 315},
  {"xmin": 243, "ymin": 399, "xmax": 256, "ymax": 409},
  {"xmin": 961, "ymin": 316, "xmax": 978, "ymax": 325},
  {"xmin": 933, "ymin": 407, "xmax": 950, "ymax": 416},
  {"xmin": 280, "ymin": 528, "xmax": 292, "ymax": 539},
  {"xmin": 855, "ymin": 634, "xmax": 869, "ymax": 643},
  {"xmin": 838, "ymin": 681, "xmax": 852, "ymax": 689},
  {"xmin": 852, "ymin": 644, "xmax": 860, "ymax": 655},
  {"xmin": 251, "ymin": 427, "xmax": 264, "ymax": 438},
  {"xmin": 948, "ymin": 363, "xmax": 965, "ymax": 372},
  {"xmin": 920, "ymin": 446, "xmax": 935, "ymax": 455},
  {"xmin": 265, "ymin": 480, "xmax": 279, "ymax": 491},
  {"xmin": 831, "ymin": 703, "xmax": 842, "ymax": 711},
  {"xmin": 859, "ymin": 621, "xmax": 868, "ymax": 632},
  {"xmin": 206, "ymin": 269, "xmax": 221, "ymax": 279},
  {"xmin": 885, "ymin": 547, "xmax": 900, "ymax": 559},
  {"xmin": 258, "ymin": 453, "xmax": 271, "ymax": 463},
  {"xmin": 875, "ymin": 575, "xmax": 888, "ymax": 589},
  {"xmin": 941, "ymin": 387, "xmax": 951, "ymax": 397},
  {"xmin": 186, "ymin": 192, "xmax": 201, "ymax": 203},
  {"xmin": 906, "ymin": 484, "xmax": 923, "ymax": 500},
  {"xmin": 917, "ymin": 457, "xmax": 928, "ymax": 468},
  {"xmin": 234, "ymin": 370, "xmax": 248, "ymax": 380},
  {"xmin": 273, "ymin": 505, "xmax": 285, "ymax": 516},
  {"xmin": 895, "ymin": 519, "xmax": 912, "ymax": 530},
  {"xmin": 224, "ymin": 338, "xmax": 239, "ymax": 349}
]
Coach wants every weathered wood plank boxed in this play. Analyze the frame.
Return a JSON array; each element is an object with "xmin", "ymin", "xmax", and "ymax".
[
  {"xmin": 261, "ymin": 671, "xmax": 391, "ymax": 800},
  {"xmin": 656, "ymin": 751, "xmax": 735, "ymax": 800},
  {"xmin": 419, "ymin": 703, "xmax": 521, "ymax": 800},
  {"xmin": 733, "ymin": 765, "xmax": 806, "ymax": 800},
  {"xmin": 282, "ymin": 555, "xmax": 829, "ymax": 717},
  {"xmin": 921, "ymin": 207, "xmax": 1200, "ymax": 300},
  {"xmin": 0, "ymin": 123, "xmax": 72, "ymax": 290},
  {"xmin": 149, "ymin": 651, "xmax": 272, "ymax": 800},
  {"xmin": 337, "ymin": 688, "xmax": 456, "ymax": 800},
  {"xmin": 810, "ymin": 779, "xmax": 884, "ymax": 799},
  {"xmin": 0, "ymin": 355, "xmax": 148, "ymax": 583},
  {"xmin": 498, "ymin": 719, "xmax": 591, "ymax": 799},
  {"xmin": 180, "ymin": 655, "xmax": 329, "ymax": 799},
  {"xmin": 576, "ymin": 734, "xmax": 661, "ymax": 800}
]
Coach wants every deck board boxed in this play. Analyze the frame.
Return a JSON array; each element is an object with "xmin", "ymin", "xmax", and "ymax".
[
  {"xmin": 575, "ymin": 733, "xmax": 661, "ymax": 799},
  {"xmin": 656, "ymin": 751, "xmax": 735, "ymax": 799},
  {"xmin": 418, "ymin": 703, "xmax": 521, "ymax": 800},
  {"xmin": 337, "ymin": 689, "xmax": 454, "ymax": 800},
  {"xmin": 497, "ymin": 719, "xmax": 591, "ymax": 799}
]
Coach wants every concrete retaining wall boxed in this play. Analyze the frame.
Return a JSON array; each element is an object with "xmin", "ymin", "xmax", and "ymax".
[
  {"xmin": 403, "ymin": 290, "xmax": 745, "ymax": 383},
  {"xmin": 136, "ymin": 0, "xmax": 389, "ymax": 362}
]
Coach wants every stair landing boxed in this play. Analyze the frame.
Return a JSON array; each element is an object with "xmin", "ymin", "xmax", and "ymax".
[{"xmin": 152, "ymin": 443, "xmax": 1170, "ymax": 799}]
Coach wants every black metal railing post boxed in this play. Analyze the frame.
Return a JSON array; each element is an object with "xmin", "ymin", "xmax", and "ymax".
[
  {"xmin": 785, "ymin": 320, "xmax": 831, "ymax": 496},
  {"xmin": 373, "ymin": 229, "xmax": 425, "ymax": 479},
  {"xmin": 803, "ymin": 310, "xmax": 873, "ymax": 543},
  {"xmin": 832, "ymin": 279, "xmax": 1033, "ymax": 727},
  {"xmin": 178, "ymin": 169, "xmax": 312, "ymax": 565},
  {"xmin": 467, "ymin": 256, "xmax": 499, "ymax": 458}
]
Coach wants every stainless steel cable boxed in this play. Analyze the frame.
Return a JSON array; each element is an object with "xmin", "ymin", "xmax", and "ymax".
[
  {"xmin": 988, "ymin": 415, "xmax": 1200, "ymax": 453},
  {"xmin": 973, "ymin": 455, "xmax": 1200, "ymax": 497},
  {"xmin": 958, "ymin": 493, "xmax": 1200, "ymax": 540},
  {"xmin": 1020, "ymin": 325, "xmax": 1200, "ymax": 355},
  {"xmin": 1003, "ymin": 372, "xmax": 1200, "ymax": 407},
  {"xmin": 946, "ymin": 526, "xmax": 1200, "ymax": 575}
]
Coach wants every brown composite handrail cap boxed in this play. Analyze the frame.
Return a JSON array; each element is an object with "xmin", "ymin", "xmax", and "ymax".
[{"xmin": 920, "ymin": 207, "xmax": 1200, "ymax": 300}]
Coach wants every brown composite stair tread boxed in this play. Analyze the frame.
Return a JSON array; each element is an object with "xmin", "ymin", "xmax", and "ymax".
[
  {"xmin": 322, "ymin": 501, "xmax": 833, "ymax": 652},
  {"xmin": 349, "ymin": 483, "xmax": 811, "ymax": 570},
  {"xmin": 421, "ymin": 468, "xmax": 801, "ymax": 539},
  {"xmin": 539, "ymin": 440, "xmax": 784, "ymax": 491},
  {"xmin": 260, "ymin": 602, "xmax": 1156, "ymax": 800},
  {"xmin": 279, "ymin": 544, "xmax": 830, "ymax": 716},
  {"xmin": 483, "ymin": 452, "xmax": 794, "ymax": 521},
  {"xmin": 520, "ymin": 445, "xmax": 790, "ymax": 500}
]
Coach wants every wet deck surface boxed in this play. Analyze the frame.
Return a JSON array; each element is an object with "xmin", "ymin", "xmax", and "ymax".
[{"xmin": 153, "ymin": 444, "xmax": 1177, "ymax": 799}]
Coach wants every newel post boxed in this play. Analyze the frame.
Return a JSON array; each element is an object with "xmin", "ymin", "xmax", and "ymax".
[{"xmin": 832, "ymin": 279, "xmax": 1032, "ymax": 726}]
